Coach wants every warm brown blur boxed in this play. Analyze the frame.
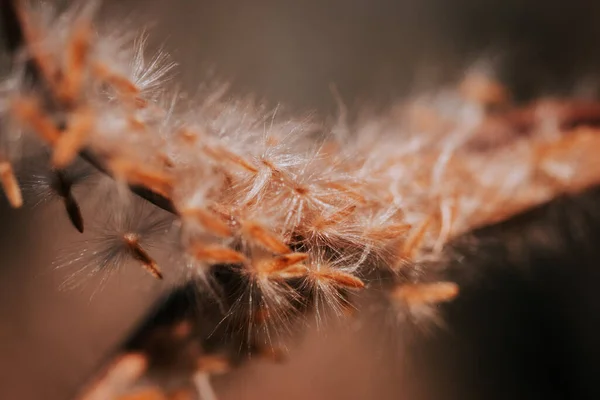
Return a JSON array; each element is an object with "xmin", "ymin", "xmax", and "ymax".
[{"xmin": 3, "ymin": 1, "xmax": 600, "ymax": 399}]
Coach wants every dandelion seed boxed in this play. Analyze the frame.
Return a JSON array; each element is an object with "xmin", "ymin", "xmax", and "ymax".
[{"xmin": 56, "ymin": 196, "xmax": 173, "ymax": 288}]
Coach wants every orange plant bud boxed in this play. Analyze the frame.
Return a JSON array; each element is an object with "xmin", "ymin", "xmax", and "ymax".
[
  {"xmin": 392, "ymin": 281, "xmax": 459, "ymax": 306},
  {"xmin": 275, "ymin": 264, "xmax": 309, "ymax": 279},
  {"xmin": 459, "ymin": 72, "xmax": 509, "ymax": 107},
  {"xmin": 59, "ymin": 21, "xmax": 92, "ymax": 105},
  {"xmin": 316, "ymin": 269, "xmax": 365, "ymax": 289},
  {"xmin": 263, "ymin": 252, "xmax": 308, "ymax": 274},
  {"xmin": 109, "ymin": 158, "xmax": 174, "ymax": 198},
  {"xmin": 52, "ymin": 107, "xmax": 94, "ymax": 168},
  {"xmin": 0, "ymin": 161, "xmax": 22, "ymax": 208},
  {"xmin": 367, "ymin": 222, "xmax": 412, "ymax": 242},
  {"xmin": 256, "ymin": 253, "xmax": 309, "ymax": 279},
  {"xmin": 190, "ymin": 243, "xmax": 248, "ymax": 264},
  {"xmin": 92, "ymin": 63, "xmax": 140, "ymax": 101},
  {"xmin": 0, "ymin": 161, "xmax": 23, "ymax": 208},
  {"xmin": 241, "ymin": 221, "xmax": 291, "ymax": 254},
  {"xmin": 14, "ymin": 2, "xmax": 60, "ymax": 92},
  {"xmin": 11, "ymin": 97, "xmax": 61, "ymax": 144},
  {"xmin": 534, "ymin": 127, "xmax": 600, "ymax": 191},
  {"xmin": 196, "ymin": 355, "xmax": 231, "ymax": 375},
  {"xmin": 180, "ymin": 207, "xmax": 232, "ymax": 238}
]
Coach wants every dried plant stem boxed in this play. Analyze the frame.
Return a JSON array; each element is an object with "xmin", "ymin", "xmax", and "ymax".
[{"xmin": 3, "ymin": 1, "xmax": 600, "ymax": 399}]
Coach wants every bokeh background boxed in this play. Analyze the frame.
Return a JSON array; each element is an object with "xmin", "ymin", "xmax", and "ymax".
[{"xmin": 2, "ymin": 0, "xmax": 600, "ymax": 399}]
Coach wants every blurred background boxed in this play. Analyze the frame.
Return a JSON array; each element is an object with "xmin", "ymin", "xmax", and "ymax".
[{"xmin": 2, "ymin": 0, "xmax": 600, "ymax": 399}]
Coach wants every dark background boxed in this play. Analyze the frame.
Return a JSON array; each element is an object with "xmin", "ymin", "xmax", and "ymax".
[{"xmin": 2, "ymin": 0, "xmax": 600, "ymax": 399}]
